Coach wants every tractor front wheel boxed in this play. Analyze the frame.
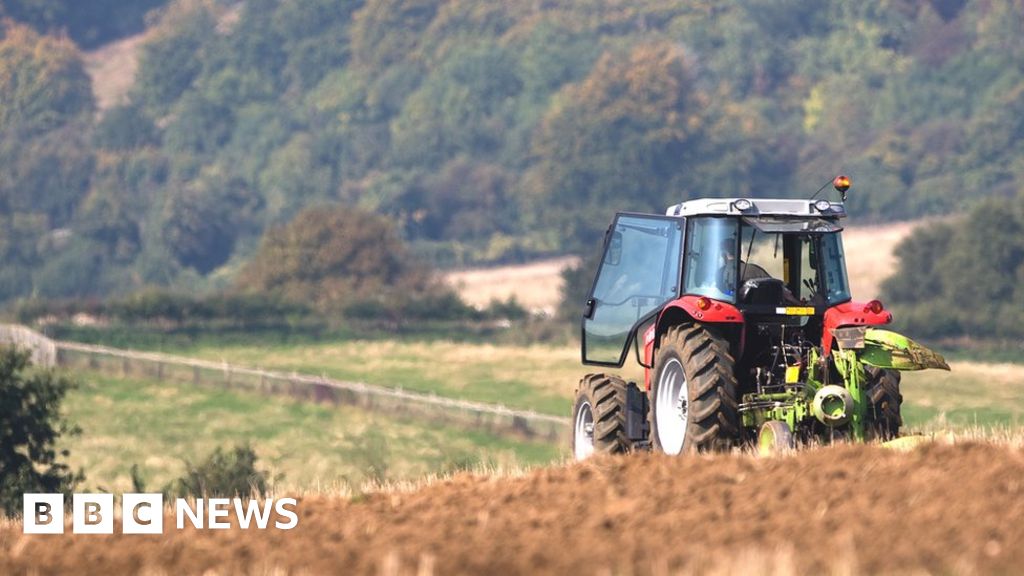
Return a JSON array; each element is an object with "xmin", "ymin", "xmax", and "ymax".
[{"xmin": 650, "ymin": 324, "xmax": 739, "ymax": 454}]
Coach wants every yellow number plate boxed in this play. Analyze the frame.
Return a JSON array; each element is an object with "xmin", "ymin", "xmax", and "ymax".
[{"xmin": 776, "ymin": 307, "xmax": 815, "ymax": 316}]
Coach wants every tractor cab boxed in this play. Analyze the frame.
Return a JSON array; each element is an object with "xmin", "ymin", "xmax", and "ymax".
[{"xmin": 581, "ymin": 196, "xmax": 853, "ymax": 368}]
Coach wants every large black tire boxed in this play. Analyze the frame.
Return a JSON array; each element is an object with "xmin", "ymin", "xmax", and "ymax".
[
  {"xmin": 649, "ymin": 324, "xmax": 739, "ymax": 454},
  {"xmin": 571, "ymin": 373, "xmax": 632, "ymax": 459},
  {"xmin": 865, "ymin": 366, "xmax": 903, "ymax": 440}
]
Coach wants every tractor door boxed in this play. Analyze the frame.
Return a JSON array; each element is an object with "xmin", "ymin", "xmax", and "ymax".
[{"xmin": 582, "ymin": 213, "xmax": 684, "ymax": 366}]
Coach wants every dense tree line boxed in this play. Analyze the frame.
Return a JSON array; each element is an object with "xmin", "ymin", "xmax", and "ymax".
[
  {"xmin": 883, "ymin": 195, "xmax": 1024, "ymax": 341},
  {"xmin": 3, "ymin": 0, "xmax": 1024, "ymax": 314},
  {"xmin": 0, "ymin": 0, "xmax": 170, "ymax": 49}
]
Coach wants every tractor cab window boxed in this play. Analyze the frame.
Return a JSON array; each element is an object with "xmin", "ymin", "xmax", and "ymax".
[
  {"xmin": 799, "ymin": 236, "xmax": 817, "ymax": 302},
  {"xmin": 582, "ymin": 214, "xmax": 684, "ymax": 366},
  {"xmin": 795, "ymin": 233, "xmax": 850, "ymax": 305},
  {"xmin": 820, "ymin": 233, "xmax": 851, "ymax": 304},
  {"xmin": 738, "ymin": 225, "xmax": 786, "ymax": 284},
  {"xmin": 702, "ymin": 219, "xmax": 851, "ymax": 309},
  {"xmin": 683, "ymin": 217, "xmax": 740, "ymax": 302},
  {"xmin": 732, "ymin": 224, "xmax": 801, "ymax": 309}
]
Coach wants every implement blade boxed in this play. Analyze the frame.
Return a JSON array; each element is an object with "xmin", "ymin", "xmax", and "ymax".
[{"xmin": 860, "ymin": 329, "xmax": 951, "ymax": 371}]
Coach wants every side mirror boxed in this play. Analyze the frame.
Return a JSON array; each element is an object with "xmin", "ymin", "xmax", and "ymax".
[{"xmin": 606, "ymin": 231, "xmax": 623, "ymax": 266}]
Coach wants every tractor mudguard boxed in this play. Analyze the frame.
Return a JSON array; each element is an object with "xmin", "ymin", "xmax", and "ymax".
[{"xmin": 858, "ymin": 328, "xmax": 950, "ymax": 371}]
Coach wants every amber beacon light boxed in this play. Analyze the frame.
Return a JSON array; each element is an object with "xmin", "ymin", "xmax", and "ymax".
[{"xmin": 833, "ymin": 175, "xmax": 851, "ymax": 200}]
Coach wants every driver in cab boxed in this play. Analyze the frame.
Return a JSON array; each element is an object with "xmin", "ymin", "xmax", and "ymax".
[
  {"xmin": 718, "ymin": 238, "xmax": 801, "ymax": 305},
  {"xmin": 718, "ymin": 237, "xmax": 771, "ymax": 291}
]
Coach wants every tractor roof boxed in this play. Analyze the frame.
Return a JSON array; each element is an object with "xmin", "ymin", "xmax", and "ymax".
[{"xmin": 665, "ymin": 197, "xmax": 847, "ymax": 219}]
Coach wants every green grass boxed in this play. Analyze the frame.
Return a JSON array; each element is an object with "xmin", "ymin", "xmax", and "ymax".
[
  {"xmin": 170, "ymin": 339, "xmax": 1023, "ymax": 432},
  {"xmin": 901, "ymin": 361, "xmax": 1024, "ymax": 429},
  {"xmin": 60, "ymin": 370, "xmax": 562, "ymax": 493},
  {"xmin": 54, "ymin": 325, "xmax": 1024, "ymax": 455},
  {"xmin": 160, "ymin": 339, "xmax": 594, "ymax": 416},
  {"xmin": 936, "ymin": 345, "xmax": 1024, "ymax": 365}
]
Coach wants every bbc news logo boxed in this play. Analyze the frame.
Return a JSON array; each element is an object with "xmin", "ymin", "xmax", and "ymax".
[{"xmin": 23, "ymin": 494, "xmax": 298, "ymax": 534}]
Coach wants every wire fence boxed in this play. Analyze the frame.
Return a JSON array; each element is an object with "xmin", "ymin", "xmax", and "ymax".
[{"xmin": 0, "ymin": 325, "xmax": 570, "ymax": 444}]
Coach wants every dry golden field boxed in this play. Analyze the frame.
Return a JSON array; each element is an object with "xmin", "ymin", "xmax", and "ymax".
[
  {"xmin": 443, "ymin": 221, "xmax": 921, "ymax": 316},
  {"xmin": 444, "ymin": 256, "xmax": 580, "ymax": 315}
]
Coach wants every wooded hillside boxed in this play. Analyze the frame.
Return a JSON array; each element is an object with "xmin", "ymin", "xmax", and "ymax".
[{"xmin": 2, "ymin": 0, "xmax": 1023, "ymax": 304}]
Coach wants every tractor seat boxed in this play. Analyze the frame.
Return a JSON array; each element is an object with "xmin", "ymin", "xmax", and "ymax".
[{"xmin": 740, "ymin": 277, "xmax": 785, "ymax": 306}]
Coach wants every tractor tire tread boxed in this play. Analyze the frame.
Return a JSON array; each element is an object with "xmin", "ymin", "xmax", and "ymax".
[
  {"xmin": 652, "ymin": 324, "xmax": 740, "ymax": 452},
  {"xmin": 865, "ymin": 366, "xmax": 902, "ymax": 440},
  {"xmin": 574, "ymin": 373, "xmax": 633, "ymax": 454}
]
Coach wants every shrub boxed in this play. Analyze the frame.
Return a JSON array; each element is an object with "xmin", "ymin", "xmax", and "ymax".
[
  {"xmin": 237, "ymin": 205, "xmax": 467, "ymax": 317},
  {"xmin": 0, "ymin": 347, "xmax": 81, "ymax": 516},
  {"xmin": 347, "ymin": 429, "xmax": 390, "ymax": 484},
  {"xmin": 166, "ymin": 444, "xmax": 269, "ymax": 499}
]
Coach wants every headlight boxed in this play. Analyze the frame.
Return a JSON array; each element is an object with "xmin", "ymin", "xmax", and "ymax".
[
  {"xmin": 732, "ymin": 199, "xmax": 753, "ymax": 211},
  {"xmin": 813, "ymin": 199, "xmax": 832, "ymax": 212}
]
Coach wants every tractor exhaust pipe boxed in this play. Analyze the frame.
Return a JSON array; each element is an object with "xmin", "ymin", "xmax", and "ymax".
[{"xmin": 812, "ymin": 385, "xmax": 855, "ymax": 427}]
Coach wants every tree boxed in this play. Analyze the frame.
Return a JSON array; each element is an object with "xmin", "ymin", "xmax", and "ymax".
[
  {"xmin": 0, "ymin": 347, "xmax": 81, "ymax": 516},
  {"xmin": 524, "ymin": 43, "xmax": 708, "ymax": 250},
  {"xmin": 0, "ymin": 0, "xmax": 170, "ymax": 49},
  {"xmin": 883, "ymin": 196, "xmax": 1024, "ymax": 339},
  {"xmin": 390, "ymin": 43, "xmax": 523, "ymax": 166},
  {"xmin": 160, "ymin": 172, "xmax": 248, "ymax": 274},
  {"xmin": 349, "ymin": 0, "xmax": 441, "ymax": 71},
  {"xmin": 132, "ymin": 4, "xmax": 215, "ymax": 113},
  {"xmin": 0, "ymin": 21, "xmax": 93, "ymax": 136},
  {"xmin": 881, "ymin": 221, "xmax": 953, "ymax": 303},
  {"xmin": 236, "ymin": 206, "xmax": 434, "ymax": 311}
]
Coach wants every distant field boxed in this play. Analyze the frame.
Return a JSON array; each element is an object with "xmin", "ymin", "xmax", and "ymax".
[
  {"xmin": 61, "ymin": 370, "xmax": 561, "ymax": 493},
  {"xmin": 53, "ymin": 334, "xmax": 1023, "ymax": 502},
  {"xmin": 842, "ymin": 220, "xmax": 919, "ymax": 299},
  {"xmin": 902, "ymin": 361, "xmax": 1024, "ymax": 428},
  {"xmin": 169, "ymin": 339, "xmax": 1022, "ymax": 429},
  {"xmin": 444, "ymin": 256, "xmax": 579, "ymax": 316},
  {"xmin": 176, "ymin": 339, "xmax": 592, "ymax": 416}
]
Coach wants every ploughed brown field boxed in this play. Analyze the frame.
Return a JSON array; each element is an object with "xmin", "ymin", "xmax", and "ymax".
[{"xmin": 3, "ymin": 442, "xmax": 1023, "ymax": 575}]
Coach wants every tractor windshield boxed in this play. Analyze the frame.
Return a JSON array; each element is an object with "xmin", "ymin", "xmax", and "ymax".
[
  {"xmin": 682, "ymin": 217, "xmax": 851, "ymax": 307},
  {"xmin": 732, "ymin": 227, "xmax": 850, "ymax": 307}
]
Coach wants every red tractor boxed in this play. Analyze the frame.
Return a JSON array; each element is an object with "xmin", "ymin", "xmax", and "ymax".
[{"xmin": 572, "ymin": 177, "xmax": 949, "ymax": 458}]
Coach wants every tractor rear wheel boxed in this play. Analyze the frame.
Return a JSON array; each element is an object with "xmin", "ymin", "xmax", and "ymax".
[
  {"xmin": 572, "ymin": 373, "xmax": 633, "ymax": 460},
  {"xmin": 649, "ymin": 324, "xmax": 739, "ymax": 454},
  {"xmin": 866, "ymin": 366, "xmax": 902, "ymax": 440}
]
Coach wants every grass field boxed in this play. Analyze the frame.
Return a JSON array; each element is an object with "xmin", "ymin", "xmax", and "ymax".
[
  {"xmin": 52, "ymin": 337, "xmax": 1023, "ymax": 499},
  {"xmin": 157, "ymin": 338, "xmax": 1024, "ymax": 429},
  {"xmin": 172, "ymin": 339, "xmax": 591, "ymax": 416},
  {"xmin": 60, "ymin": 370, "xmax": 561, "ymax": 493},
  {"xmin": 901, "ymin": 361, "xmax": 1024, "ymax": 428},
  {"xmin": 48, "ymin": 214, "xmax": 1020, "ymax": 491}
]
